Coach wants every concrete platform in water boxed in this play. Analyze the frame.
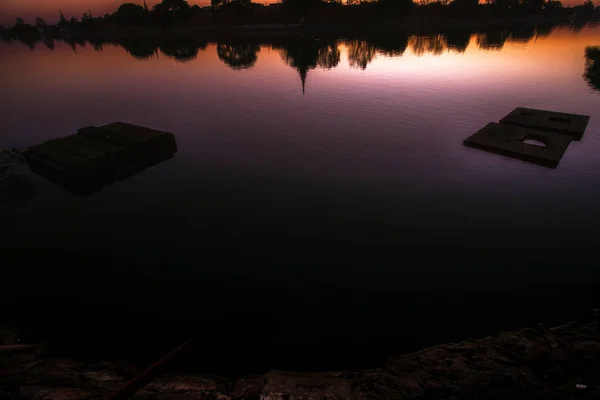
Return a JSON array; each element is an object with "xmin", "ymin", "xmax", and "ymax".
[
  {"xmin": 24, "ymin": 122, "xmax": 177, "ymax": 195},
  {"xmin": 464, "ymin": 122, "xmax": 572, "ymax": 168},
  {"xmin": 464, "ymin": 107, "xmax": 591, "ymax": 168},
  {"xmin": 500, "ymin": 107, "xmax": 590, "ymax": 140}
]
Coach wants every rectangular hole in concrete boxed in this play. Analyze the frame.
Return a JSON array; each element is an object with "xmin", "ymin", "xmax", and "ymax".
[{"xmin": 548, "ymin": 117, "xmax": 572, "ymax": 124}]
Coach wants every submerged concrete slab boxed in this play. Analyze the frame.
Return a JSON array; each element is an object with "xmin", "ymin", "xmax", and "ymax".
[
  {"xmin": 500, "ymin": 107, "xmax": 590, "ymax": 140},
  {"xmin": 78, "ymin": 122, "xmax": 172, "ymax": 147},
  {"xmin": 24, "ymin": 122, "xmax": 177, "ymax": 195},
  {"xmin": 463, "ymin": 122, "xmax": 572, "ymax": 168}
]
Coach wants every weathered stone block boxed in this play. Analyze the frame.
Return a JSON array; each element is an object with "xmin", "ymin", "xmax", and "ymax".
[
  {"xmin": 463, "ymin": 122, "xmax": 572, "ymax": 168},
  {"xmin": 24, "ymin": 122, "xmax": 177, "ymax": 195},
  {"xmin": 500, "ymin": 107, "xmax": 590, "ymax": 140}
]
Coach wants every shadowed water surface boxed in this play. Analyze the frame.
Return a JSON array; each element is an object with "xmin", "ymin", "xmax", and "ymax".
[{"xmin": 1, "ymin": 24, "xmax": 600, "ymax": 374}]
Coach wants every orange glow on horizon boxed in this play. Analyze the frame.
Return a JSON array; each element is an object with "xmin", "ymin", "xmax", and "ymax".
[{"xmin": 2, "ymin": 25, "xmax": 597, "ymax": 94}]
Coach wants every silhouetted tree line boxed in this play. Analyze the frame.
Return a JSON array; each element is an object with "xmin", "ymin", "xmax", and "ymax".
[
  {"xmin": 1, "ymin": 0, "xmax": 598, "ymax": 34},
  {"xmin": 1, "ymin": 23, "xmax": 570, "ymax": 72},
  {"xmin": 0, "ymin": 22, "xmax": 565, "ymax": 56},
  {"xmin": 584, "ymin": 46, "xmax": 600, "ymax": 91}
]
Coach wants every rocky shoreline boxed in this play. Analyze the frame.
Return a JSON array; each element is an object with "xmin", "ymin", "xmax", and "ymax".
[
  {"xmin": 2, "ymin": 318, "xmax": 600, "ymax": 400},
  {"xmin": 0, "ymin": 150, "xmax": 35, "ymax": 206}
]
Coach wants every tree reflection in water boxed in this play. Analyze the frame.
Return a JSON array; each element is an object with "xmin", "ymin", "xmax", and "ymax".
[
  {"xmin": 476, "ymin": 29, "xmax": 508, "ymax": 51},
  {"xmin": 368, "ymin": 35, "xmax": 409, "ymax": 57},
  {"xmin": 444, "ymin": 29, "xmax": 471, "ymax": 53},
  {"xmin": 347, "ymin": 40, "xmax": 376, "ymax": 69},
  {"xmin": 274, "ymin": 38, "xmax": 321, "ymax": 94},
  {"xmin": 506, "ymin": 25, "xmax": 537, "ymax": 44},
  {"xmin": 159, "ymin": 37, "xmax": 207, "ymax": 62},
  {"xmin": 0, "ymin": 22, "xmax": 573, "ymax": 87},
  {"xmin": 409, "ymin": 34, "xmax": 446, "ymax": 56},
  {"xmin": 121, "ymin": 37, "xmax": 159, "ymax": 60},
  {"xmin": 584, "ymin": 46, "xmax": 600, "ymax": 92},
  {"xmin": 317, "ymin": 43, "xmax": 340, "ymax": 70},
  {"xmin": 217, "ymin": 42, "xmax": 260, "ymax": 70}
]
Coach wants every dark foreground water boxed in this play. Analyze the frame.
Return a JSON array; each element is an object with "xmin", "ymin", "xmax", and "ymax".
[{"xmin": 1, "ymin": 24, "xmax": 600, "ymax": 375}]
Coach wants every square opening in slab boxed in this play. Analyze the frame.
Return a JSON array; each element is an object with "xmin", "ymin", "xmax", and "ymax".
[
  {"xmin": 464, "ymin": 122, "xmax": 572, "ymax": 168},
  {"xmin": 548, "ymin": 117, "xmax": 572, "ymax": 124},
  {"xmin": 500, "ymin": 107, "xmax": 590, "ymax": 140}
]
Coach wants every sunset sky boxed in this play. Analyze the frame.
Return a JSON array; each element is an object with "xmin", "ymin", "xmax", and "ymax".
[{"xmin": 0, "ymin": 0, "xmax": 590, "ymax": 24}]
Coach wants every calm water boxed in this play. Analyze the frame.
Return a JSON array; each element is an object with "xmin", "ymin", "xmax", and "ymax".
[{"xmin": 1, "ymin": 24, "xmax": 600, "ymax": 373}]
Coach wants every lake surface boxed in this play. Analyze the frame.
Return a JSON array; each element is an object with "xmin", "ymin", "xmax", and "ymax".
[{"xmin": 1, "ymin": 24, "xmax": 600, "ymax": 374}]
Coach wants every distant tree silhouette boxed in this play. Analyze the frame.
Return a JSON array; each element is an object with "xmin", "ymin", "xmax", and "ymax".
[
  {"xmin": 211, "ymin": 0, "xmax": 255, "ymax": 24},
  {"xmin": 7, "ymin": 19, "xmax": 38, "ymax": 47},
  {"xmin": 217, "ymin": 42, "xmax": 260, "ymax": 69},
  {"xmin": 58, "ymin": 10, "xmax": 68, "ymax": 26},
  {"xmin": 519, "ymin": 0, "xmax": 546, "ymax": 13},
  {"xmin": 154, "ymin": 0, "xmax": 192, "ymax": 13},
  {"xmin": 35, "ymin": 17, "xmax": 47, "ymax": 28},
  {"xmin": 282, "ymin": 0, "xmax": 325, "ymax": 18},
  {"xmin": 490, "ymin": 0, "xmax": 520, "ymax": 12},
  {"xmin": 6, "ymin": 17, "xmax": 40, "ymax": 48},
  {"xmin": 4, "ymin": 0, "xmax": 594, "ymax": 51},
  {"xmin": 450, "ymin": 0, "xmax": 479, "ymax": 13},
  {"xmin": 212, "ymin": 0, "xmax": 252, "ymax": 8},
  {"xmin": 347, "ymin": 40, "xmax": 376, "ymax": 69},
  {"xmin": 544, "ymin": 0, "xmax": 562, "ymax": 10},
  {"xmin": 377, "ymin": 0, "xmax": 415, "ymax": 14},
  {"xmin": 584, "ymin": 46, "xmax": 600, "ymax": 91},
  {"xmin": 81, "ymin": 11, "xmax": 95, "ymax": 24},
  {"xmin": 114, "ymin": 3, "xmax": 146, "ymax": 26},
  {"xmin": 153, "ymin": 0, "xmax": 193, "ymax": 27}
]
